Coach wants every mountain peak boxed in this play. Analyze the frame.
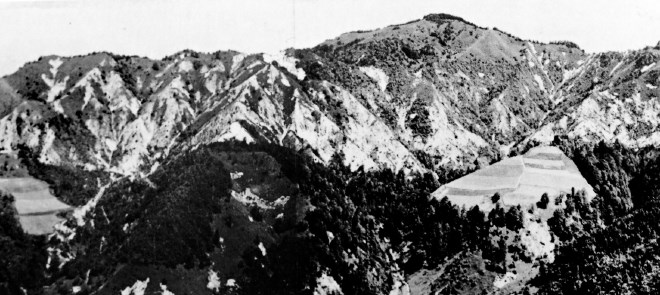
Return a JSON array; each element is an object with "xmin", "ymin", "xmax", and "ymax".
[{"xmin": 422, "ymin": 13, "xmax": 485, "ymax": 29}]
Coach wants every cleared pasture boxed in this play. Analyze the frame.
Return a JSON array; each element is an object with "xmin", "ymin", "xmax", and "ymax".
[
  {"xmin": 524, "ymin": 152, "xmax": 564, "ymax": 161},
  {"xmin": 445, "ymin": 187, "xmax": 516, "ymax": 196},
  {"xmin": 473, "ymin": 164, "xmax": 523, "ymax": 177},
  {"xmin": 522, "ymin": 158, "xmax": 564, "ymax": 169},
  {"xmin": 18, "ymin": 214, "xmax": 65, "ymax": 236},
  {"xmin": 0, "ymin": 177, "xmax": 71, "ymax": 235},
  {"xmin": 561, "ymin": 157, "xmax": 582, "ymax": 173},
  {"xmin": 14, "ymin": 198, "xmax": 71, "ymax": 214},
  {"xmin": 493, "ymin": 156, "xmax": 524, "ymax": 166},
  {"xmin": 519, "ymin": 171, "xmax": 587, "ymax": 188},
  {"xmin": 433, "ymin": 146, "xmax": 596, "ymax": 209},
  {"xmin": 449, "ymin": 175, "xmax": 520, "ymax": 190},
  {"xmin": 0, "ymin": 178, "xmax": 50, "ymax": 192}
]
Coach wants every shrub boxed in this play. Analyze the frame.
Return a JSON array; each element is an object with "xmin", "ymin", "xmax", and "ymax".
[
  {"xmin": 492, "ymin": 192, "xmax": 501, "ymax": 203},
  {"xmin": 537, "ymin": 193, "xmax": 550, "ymax": 209}
]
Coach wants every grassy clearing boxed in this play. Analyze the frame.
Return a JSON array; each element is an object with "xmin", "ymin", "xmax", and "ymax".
[
  {"xmin": 519, "ymin": 170, "xmax": 588, "ymax": 188},
  {"xmin": 446, "ymin": 187, "xmax": 516, "ymax": 196},
  {"xmin": 524, "ymin": 152, "xmax": 564, "ymax": 160},
  {"xmin": 14, "ymin": 198, "xmax": 70, "ymax": 214},
  {"xmin": 18, "ymin": 214, "xmax": 64, "ymax": 235},
  {"xmin": 0, "ymin": 177, "xmax": 70, "ymax": 234},
  {"xmin": 451, "ymin": 175, "xmax": 520, "ymax": 190},
  {"xmin": 473, "ymin": 164, "xmax": 523, "ymax": 177},
  {"xmin": 523, "ymin": 158, "xmax": 565, "ymax": 169},
  {"xmin": 0, "ymin": 178, "xmax": 49, "ymax": 192},
  {"xmin": 435, "ymin": 146, "xmax": 595, "ymax": 208}
]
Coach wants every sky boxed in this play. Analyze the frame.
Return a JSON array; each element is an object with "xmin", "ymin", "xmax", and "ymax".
[{"xmin": 1, "ymin": 0, "xmax": 659, "ymax": 76}]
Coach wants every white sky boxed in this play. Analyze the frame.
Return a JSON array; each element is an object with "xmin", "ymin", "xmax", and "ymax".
[{"xmin": 1, "ymin": 0, "xmax": 659, "ymax": 76}]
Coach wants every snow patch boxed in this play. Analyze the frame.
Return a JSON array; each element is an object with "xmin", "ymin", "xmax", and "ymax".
[
  {"xmin": 121, "ymin": 278, "xmax": 150, "ymax": 295},
  {"xmin": 563, "ymin": 65, "xmax": 584, "ymax": 83},
  {"xmin": 359, "ymin": 66, "xmax": 389, "ymax": 91},
  {"xmin": 610, "ymin": 60, "xmax": 624, "ymax": 76},
  {"xmin": 326, "ymin": 231, "xmax": 335, "ymax": 243},
  {"xmin": 231, "ymin": 54, "xmax": 246, "ymax": 73},
  {"xmin": 72, "ymin": 181, "xmax": 111, "ymax": 227},
  {"xmin": 226, "ymin": 279, "xmax": 236, "ymax": 287},
  {"xmin": 280, "ymin": 75, "xmax": 291, "ymax": 87},
  {"xmin": 38, "ymin": 127, "xmax": 60, "ymax": 165},
  {"xmin": 217, "ymin": 122, "xmax": 255, "ymax": 144},
  {"xmin": 258, "ymin": 242, "xmax": 267, "ymax": 256},
  {"xmin": 232, "ymin": 188, "xmax": 275, "ymax": 209},
  {"xmin": 493, "ymin": 272, "xmax": 517, "ymax": 288},
  {"xmin": 49, "ymin": 58, "xmax": 63, "ymax": 76},
  {"xmin": 534, "ymin": 74, "xmax": 545, "ymax": 92},
  {"xmin": 160, "ymin": 283, "xmax": 175, "ymax": 295},
  {"xmin": 641, "ymin": 62, "xmax": 656, "ymax": 73},
  {"xmin": 388, "ymin": 276, "xmax": 410, "ymax": 295},
  {"xmin": 273, "ymin": 195, "xmax": 290, "ymax": 207},
  {"xmin": 521, "ymin": 217, "xmax": 555, "ymax": 262},
  {"xmin": 178, "ymin": 60, "xmax": 193, "ymax": 72},
  {"xmin": 314, "ymin": 272, "xmax": 343, "ymax": 295},
  {"xmin": 230, "ymin": 171, "xmax": 244, "ymax": 180},
  {"xmin": 207, "ymin": 269, "xmax": 222, "ymax": 292},
  {"xmin": 263, "ymin": 51, "xmax": 306, "ymax": 80},
  {"xmin": 41, "ymin": 74, "xmax": 69, "ymax": 103}
]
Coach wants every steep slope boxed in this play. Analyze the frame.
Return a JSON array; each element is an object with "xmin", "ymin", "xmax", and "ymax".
[
  {"xmin": 0, "ymin": 50, "xmax": 425, "ymax": 178},
  {"xmin": 3, "ymin": 12, "xmax": 660, "ymax": 295},
  {"xmin": 38, "ymin": 142, "xmax": 431, "ymax": 295},
  {"xmin": 418, "ymin": 146, "xmax": 594, "ymax": 293},
  {"xmin": 296, "ymin": 14, "xmax": 586, "ymax": 168},
  {"xmin": 0, "ymin": 14, "xmax": 594, "ymax": 182},
  {"xmin": 523, "ymin": 44, "xmax": 660, "ymax": 149}
]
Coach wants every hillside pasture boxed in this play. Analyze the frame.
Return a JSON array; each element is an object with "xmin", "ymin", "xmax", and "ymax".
[
  {"xmin": 522, "ymin": 158, "xmax": 565, "ymax": 169},
  {"xmin": 433, "ymin": 146, "xmax": 596, "ymax": 209},
  {"xmin": 449, "ymin": 175, "xmax": 520, "ymax": 191},
  {"xmin": 473, "ymin": 164, "xmax": 523, "ymax": 177},
  {"xmin": 525, "ymin": 152, "xmax": 564, "ymax": 160},
  {"xmin": 0, "ymin": 177, "xmax": 71, "ymax": 235}
]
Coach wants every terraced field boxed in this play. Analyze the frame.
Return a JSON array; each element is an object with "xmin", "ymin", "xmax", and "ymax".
[
  {"xmin": 0, "ymin": 177, "xmax": 71, "ymax": 235},
  {"xmin": 433, "ymin": 146, "xmax": 595, "ymax": 209}
]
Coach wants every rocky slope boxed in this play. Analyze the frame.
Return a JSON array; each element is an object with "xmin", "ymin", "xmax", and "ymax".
[
  {"xmin": 2, "ymin": 14, "xmax": 658, "ymax": 179},
  {"xmin": 525, "ymin": 45, "xmax": 660, "ymax": 148},
  {"xmin": 1, "ymin": 15, "xmax": 659, "ymax": 179}
]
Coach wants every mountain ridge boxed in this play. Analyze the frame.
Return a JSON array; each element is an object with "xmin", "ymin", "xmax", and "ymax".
[
  {"xmin": 2, "ymin": 12, "xmax": 660, "ymax": 295},
  {"xmin": 2, "ymin": 13, "xmax": 659, "ymax": 180}
]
